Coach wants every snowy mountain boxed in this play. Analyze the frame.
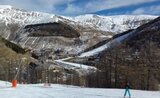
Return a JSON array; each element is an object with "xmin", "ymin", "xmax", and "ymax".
[
  {"xmin": 73, "ymin": 14, "xmax": 157, "ymax": 33},
  {"xmin": 0, "ymin": 5, "xmax": 156, "ymax": 31},
  {"xmin": 0, "ymin": 5, "xmax": 157, "ymax": 32},
  {"xmin": 80, "ymin": 16, "xmax": 160, "ymax": 57},
  {"xmin": 0, "ymin": 5, "xmax": 58, "ymax": 25},
  {"xmin": 0, "ymin": 5, "xmax": 158, "ymax": 55},
  {"xmin": 74, "ymin": 16, "xmax": 160, "ymax": 90},
  {"xmin": 0, "ymin": 5, "xmax": 160, "ymax": 90}
]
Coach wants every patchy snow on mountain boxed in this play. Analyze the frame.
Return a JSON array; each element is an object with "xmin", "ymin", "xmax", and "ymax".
[
  {"xmin": 79, "ymin": 16, "xmax": 160, "ymax": 58},
  {"xmin": 79, "ymin": 30, "xmax": 135, "ymax": 57},
  {"xmin": 0, "ymin": 5, "xmax": 158, "ymax": 53},
  {"xmin": 0, "ymin": 5, "xmax": 55, "ymax": 25},
  {"xmin": 0, "ymin": 5, "xmax": 158, "ymax": 33},
  {"xmin": 73, "ymin": 14, "xmax": 157, "ymax": 33},
  {"xmin": 0, "ymin": 5, "xmax": 158, "ymax": 69}
]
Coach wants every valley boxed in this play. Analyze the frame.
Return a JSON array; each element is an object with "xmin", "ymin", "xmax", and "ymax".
[{"xmin": 0, "ymin": 5, "xmax": 159, "ymax": 91}]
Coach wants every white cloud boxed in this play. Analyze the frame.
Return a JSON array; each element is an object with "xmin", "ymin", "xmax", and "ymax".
[
  {"xmin": 62, "ymin": 0, "xmax": 158, "ymax": 15},
  {"xmin": 62, "ymin": 4, "xmax": 84, "ymax": 15},
  {"xmin": 132, "ymin": 6, "xmax": 160, "ymax": 15},
  {"xmin": 84, "ymin": 0, "xmax": 157, "ymax": 12},
  {"xmin": 132, "ymin": 9, "xmax": 145, "ymax": 14},
  {"xmin": 0, "ymin": 0, "xmax": 159, "ymax": 16},
  {"xmin": 0, "ymin": 0, "xmax": 75, "ymax": 13}
]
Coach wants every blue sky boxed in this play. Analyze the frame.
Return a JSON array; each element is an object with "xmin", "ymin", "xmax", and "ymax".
[{"xmin": 0, "ymin": 0, "xmax": 160, "ymax": 16}]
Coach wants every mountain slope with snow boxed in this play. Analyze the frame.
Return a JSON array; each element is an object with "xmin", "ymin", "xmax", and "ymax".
[
  {"xmin": 79, "ymin": 16, "xmax": 160, "ymax": 57},
  {"xmin": 79, "ymin": 30, "xmax": 135, "ymax": 57},
  {"xmin": 0, "ymin": 5, "xmax": 158, "ymax": 55},
  {"xmin": 0, "ymin": 5, "xmax": 54, "ymax": 25},
  {"xmin": 0, "ymin": 5, "xmax": 157, "ymax": 32},
  {"xmin": 73, "ymin": 14, "xmax": 157, "ymax": 33}
]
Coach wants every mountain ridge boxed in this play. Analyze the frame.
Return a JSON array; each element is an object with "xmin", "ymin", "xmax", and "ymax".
[
  {"xmin": 0, "ymin": 5, "xmax": 158, "ymax": 55},
  {"xmin": 0, "ymin": 5, "xmax": 158, "ymax": 32}
]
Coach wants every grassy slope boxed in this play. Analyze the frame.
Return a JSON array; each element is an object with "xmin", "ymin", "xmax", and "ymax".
[{"xmin": 0, "ymin": 36, "xmax": 30, "ymax": 68}]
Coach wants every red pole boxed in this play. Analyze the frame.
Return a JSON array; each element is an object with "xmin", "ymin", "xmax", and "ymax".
[{"xmin": 12, "ymin": 80, "xmax": 17, "ymax": 87}]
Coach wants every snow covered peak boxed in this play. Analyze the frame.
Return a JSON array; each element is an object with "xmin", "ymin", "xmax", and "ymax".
[
  {"xmin": 0, "ymin": 5, "xmax": 158, "ymax": 33},
  {"xmin": 73, "ymin": 14, "xmax": 158, "ymax": 33},
  {"xmin": 0, "ymin": 5, "xmax": 57, "ymax": 25},
  {"xmin": 74, "ymin": 14, "xmax": 156, "ymax": 21}
]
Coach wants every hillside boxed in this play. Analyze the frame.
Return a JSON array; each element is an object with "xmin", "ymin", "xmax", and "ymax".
[
  {"xmin": 79, "ymin": 16, "xmax": 160, "ymax": 90},
  {"xmin": 73, "ymin": 14, "xmax": 157, "ymax": 33},
  {"xmin": 0, "ymin": 5, "xmax": 158, "ymax": 56},
  {"xmin": 64, "ymin": 16, "xmax": 160, "ymax": 90},
  {"xmin": 79, "ymin": 16, "xmax": 160, "ymax": 57},
  {"xmin": 0, "ymin": 37, "xmax": 26, "ymax": 54},
  {"xmin": 26, "ymin": 22, "xmax": 80, "ymax": 38},
  {"xmin": 82, "ymin": 29, "xmax": 134, "ymax": 53},
  {"xmin": 0, "ymin": 37, "xmax": 30, "ymax": 82}
]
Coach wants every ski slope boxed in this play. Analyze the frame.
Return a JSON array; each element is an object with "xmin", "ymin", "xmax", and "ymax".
[
  {"xmin": 79, "ymin": 30, "xmax": 135, "ymax": 57},
  {"xmin": 55, "ymin": 30, "xmax": 135, "ymax": 70},
  {"xmin": 0, "ymin": 81, "xmax": 160, "ymax": 98},
  {"xmin": 55, "ymin": 58, "xmax": 97, "ymax": 71}
]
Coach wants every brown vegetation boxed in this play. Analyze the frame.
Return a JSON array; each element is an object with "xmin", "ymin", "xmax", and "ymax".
[
  {"xmin": 26, "ymin": 22, "xmax": 80, "ymax": 38},
  {"xmin": 0, "ymin": 37, "xmax": 31, "ymax": 83}
]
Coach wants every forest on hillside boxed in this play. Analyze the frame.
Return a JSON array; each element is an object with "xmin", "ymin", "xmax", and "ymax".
[
  {"xmin": 85, "ymin": 18, "xmax": 160, "ymax": 90},
  {"xmin": 0, "ymin": 37, "xmax": 30, "ymax": 83}
]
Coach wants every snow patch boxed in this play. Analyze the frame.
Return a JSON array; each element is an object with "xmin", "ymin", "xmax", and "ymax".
[
  {"xmin": 55, "ymin": 59, "xmax": 97, "ymax": 71},
  {"xmin": 79, "ymin": 30, "xmax": 135, "ymax": 57}
]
